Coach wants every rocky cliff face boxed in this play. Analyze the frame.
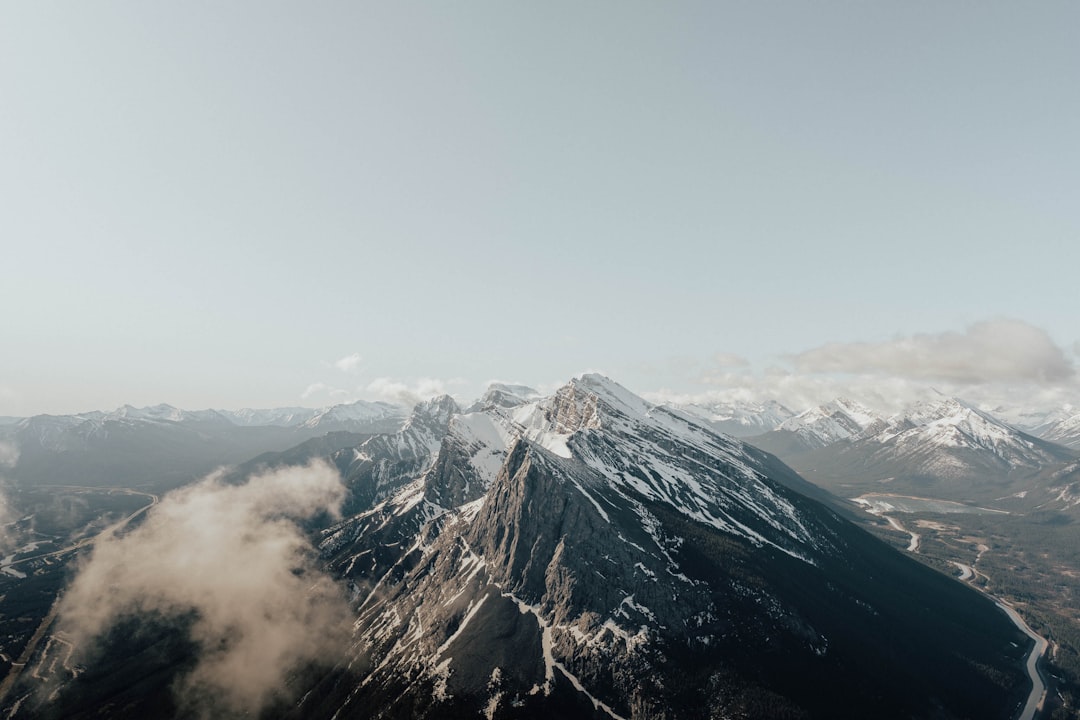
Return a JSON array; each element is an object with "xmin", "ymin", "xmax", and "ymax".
[{"xmin": 331, "ymin": 395, "xmax": 461, "ymax": 514}]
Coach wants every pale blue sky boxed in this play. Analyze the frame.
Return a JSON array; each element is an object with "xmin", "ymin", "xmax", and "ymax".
[{"xmin": 2, "ymin": 2, "xmax": 1078, "ymax": 415}]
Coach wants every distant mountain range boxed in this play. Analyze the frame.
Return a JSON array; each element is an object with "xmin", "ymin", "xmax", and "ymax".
[
  {"xmin": 19, "ymin": 375, "xmax": 1031, "ymax": 719},
  {"xmin": 1036, "ymin": 412, "xmax": 1080, "ymax": 451},
  {"xmin": 1, "ymin": 400, "xmax": 407, "ymax": 490},
  {"xmin": 672, "ymin": 399, "xmax": 795, "ymax": 437},
  {"xmin": 745, "ymin": 396, "xmax": 1079, "ymax": 508}
]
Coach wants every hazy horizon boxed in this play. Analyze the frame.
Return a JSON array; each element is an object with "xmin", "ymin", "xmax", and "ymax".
[{"xmin": 3, "ymin": 3, "xmax": 1078, "ymax": 417}]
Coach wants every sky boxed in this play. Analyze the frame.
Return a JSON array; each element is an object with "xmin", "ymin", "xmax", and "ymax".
[{"xmin": 2, "ymin": 2, "xmax": 1078, "ymax": 417}]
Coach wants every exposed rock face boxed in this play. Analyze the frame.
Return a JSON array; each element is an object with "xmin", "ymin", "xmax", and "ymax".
[
  {"xmin": 331, "ymin": 395, "xmax": 462, "ymax": 514},
  {"xmin": 466, "ymin": 383, "xmax": 542, "ymax": 413}
]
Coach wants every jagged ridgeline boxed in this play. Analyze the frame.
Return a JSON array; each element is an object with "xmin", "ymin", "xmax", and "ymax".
[{"xmin": 29, "ymin": 377, "xmax": 1030, "ymax": 719}]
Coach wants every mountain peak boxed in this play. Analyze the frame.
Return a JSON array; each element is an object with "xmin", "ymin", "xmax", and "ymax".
[
  {"xmin": 300, "ymin": 399, "xmax": 406, "ymax": 430},
  {"xmin": 405, "ymin": 394, "xmax": 461, "ymax": 431},
  {"xmin": 891, "ymin": 396, "xmax": 997, "ymax": 432},
  {"xmin": 776, "ymin": 397, "xmax": 882, "ymax": 448},
  {"xmin": 674, "ymin": 398, "xmax": 795, "ymax": 438},
  {"xmin": 569, "ymin": 373, "xmax": 653, "ymax": 418},
  {"xmin": 464, "ymin": 383, "xmax": 540, "ymax": 412},
  {"xmin": 107, "ymin": 403, "xmax": 185, "ymax": 422}
]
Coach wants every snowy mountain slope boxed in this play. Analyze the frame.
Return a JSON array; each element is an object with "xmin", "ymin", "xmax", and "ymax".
[
  {"xmin": 300, "ymin": 400, "xmax": 406, "ymax": 432},
  {"xmin": 101, "ymin": 404, "xmax": 230, "ymax": 426},
  {"xmin": 223, "ymin": 406, "xmax": 321, "ymax": 427},
  {"xmin": 746, "ymin": 398, "xmax": 882, "ymax": 458},
  {"xmin": 782, "ymin": 398, "xmax": 881, "ymax": 446},
  {"xmin": 2, "ymin": 399, "xmax": 405, "ymax": 490},
  {"xmin": 331, "ymin": 395, "xmax": 461, "ymax": 515},
  {"xmin": 1037, "ymin": 412, "xmax": 1080, "ymax": 451},
  {"xmin": 986, "ymin": 404, "xmax": 1074, "ymax": 435},
  {"xmin": 465, "ymin": 382, "xmax": 542, "ymax": 413},
  {"xmin": 219, "ymin": 399, "xmax": 407, "ymax": 433},
  {"xmin": 673, "ymin": 400, "xmax": 794, "ymax": 438},
  {"xmin": 868, "ymin": 398, "xmax": 1068, "ymax": 462},
  {"xmin": 510, "ymin": 375, "xmax": 822, "ymax": 558},
  {"xmin": 20, "ymin": 376, "xmax": 1032, "ymax": 720}
]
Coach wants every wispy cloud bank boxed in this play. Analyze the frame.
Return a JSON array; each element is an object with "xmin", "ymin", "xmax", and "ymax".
[
  {"xmin": 58, "ymin": 462, "xmax": 351, "ymax": 718},
  {"xmin": 647, "ymin": 370, "xmax": 934, "ymax": 415},
  {"xmin": 790, "ymin": 319, "xmax": 1074, "ymax": 384},
  {"xmin": 301, "ymin": 382, "xmax": 352, "ymax": 401},
  {"xmin": 645, "ymin": 320, "xmax": 1080, "ymax": 415},
  {"xmin": 365, "ymin": 377, "xmax": 461, "ymax": 407}
]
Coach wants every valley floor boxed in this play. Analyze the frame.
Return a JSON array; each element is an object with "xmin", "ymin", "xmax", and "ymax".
[{"xmin": 852, "ymin": 502, "xmax": 1080, "ymax": 720}]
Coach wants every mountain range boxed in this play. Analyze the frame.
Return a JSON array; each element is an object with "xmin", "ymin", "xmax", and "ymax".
[
  {"xmin": 16, "ymin": 375, "xmax": 1033, "ymax": 720},
  {"xmin": 1, "ymin": 399, "xmax": 407, "ymax": 490},
  {"xmin": 673, "ymin": 400, "xmax": 794, "ymax": 438},
  {"xmin": 746, "ymin": 396, "xmax": 1079, "ymax": 507}
]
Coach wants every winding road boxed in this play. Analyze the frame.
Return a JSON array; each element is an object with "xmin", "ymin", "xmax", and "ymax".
[
  {"xmin": 0, "ymin": 487, "xmax": 159, "ymax": 705},
  {"xmin": 4, "ymin": 487, "xmax": 158, "ymax": 568},
  {"xmin": 858, "ymin": 502, "xmax": 1049, "ymax": 720},
  {"xmin": 995, "ymin": 600, "xmax": 1049, "ymax": 720},
  {"xmin": 882, "ymin": 514, "xmax": 921, "ymax": 553}
]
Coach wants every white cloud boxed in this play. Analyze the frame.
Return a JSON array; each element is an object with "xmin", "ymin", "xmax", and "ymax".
[
  {"xmin": 301, "ymin": 382, "xmax": 329, "ymax": 399},
  {"xmin": 647, "ymin": 369, "xmax": 934, "ymax": 415},
  {"xmin": 333, "ymin": 352, "xmax": 363, "ymax": 373},
  {"xmin": 58, "ymin": 462, "xmax": 351, "ymax": 718},
  {"xmin": 0, "ymin": 440, "xmax": 18, "ymax": 469},
  {"xmin": 364, "ymin": 377, "xmax": 463, "ymax": 407},
  {"xmin": 790, "ymin": 319, "xmax": 1074, "ymax": 385},
  {"xmin": 301, "ymin": 382, "xmax": 351, "ymax": 401},
  {"xmin": 0, "ymin": 441, "xmax": 17, "ymax": 551}
]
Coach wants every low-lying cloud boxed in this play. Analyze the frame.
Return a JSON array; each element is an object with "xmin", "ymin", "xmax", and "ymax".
[
  {"xmin": 649, "ymin": 369, "xmax": 934, "ymax": 415},
  {"xmin": 58, "ymin": 461, "xmax": 351, "ymax": 718},
  {"xmin": 365, "ymin": 376, "xmax": 459, "ymax": 407},
  {"xmin": 791, "ymin": 319, "xmax": 1074, "ymax": 385},
  {"xmin": 0, "ymin": 440, "xmax": 17, "ymax": 550},
  {"xmin": 0, "ymin": 440, "xmax": 18, "ymax": 469}
]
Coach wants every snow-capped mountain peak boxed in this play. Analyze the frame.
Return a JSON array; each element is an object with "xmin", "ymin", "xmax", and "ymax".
[
  {"xmin": 299, "ymin": 399, "xmax": 406, "ymax": 430},
  {"xmin": 776, "ymin": 397, "xmax": 882, "ymax": 448},
  {"xmin": 507, "ymin": 374, "xmax": 822, "ymax": 557},
  {"xmin": 465, "ymin": 382, "xmax": 542, "ymax": 412},
  {"xmin": 403, "ymin": 395, "xmax": 461, "ymax": 433},
  {"xmin": 870, "ymin": 397, "xmax": 1043, "ymax": 459},
  {"xmin": 1037, "ymin": 411, "xmax": 1080, "ymax": 451},
  {"xmin": 675, "ymin": 399, "xmax": 795, "ymax": 437}
]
